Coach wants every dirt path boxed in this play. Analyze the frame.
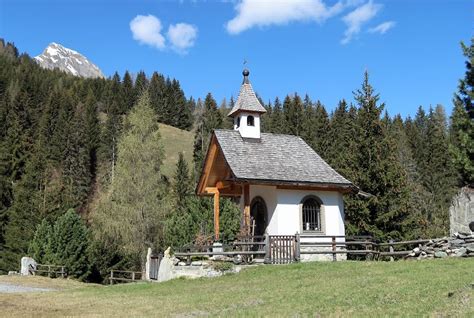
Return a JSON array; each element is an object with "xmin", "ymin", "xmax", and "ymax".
[{"xmin": 0, "ymin": 282, "xmax": 55, "ymax": 293}]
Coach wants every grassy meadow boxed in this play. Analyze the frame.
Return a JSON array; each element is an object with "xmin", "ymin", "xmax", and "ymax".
[
  {"xmin": 1, "ymin": 258, "xmax": 473, "ymax": 317},
  {"xmin": 158, "ymin": 123, "xmax": 194, "ymax": 177}
]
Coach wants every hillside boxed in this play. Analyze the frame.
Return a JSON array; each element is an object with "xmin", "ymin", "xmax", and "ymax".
[
  {"xmin": 159, "ymin": 124, "xmax": 194, "ymax": 178},
  {"xmin": 1, "ymin": 259, "xmax": 472, "ymax": 317}
]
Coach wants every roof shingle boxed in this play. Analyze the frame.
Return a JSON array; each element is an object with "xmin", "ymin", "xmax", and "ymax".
[
  {"xmin": 228, "ymin": 71, "xmax": 267, "ymax": 117},
  {"xmin": 214, "ymin": 130, "xmax": 353, "ymax": 187}
]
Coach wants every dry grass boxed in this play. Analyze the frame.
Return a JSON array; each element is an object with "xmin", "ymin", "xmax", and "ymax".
[
  {"xmin": 158, "ymin": 123, "xmax": 194, "ymax": 178},
  {"xmin": 1, "ymin": 259, "xmax": 473, "ymax": 317},
  {"xmin": 0, "ymin": 275, "xmax": 91, "ymax": 290}
]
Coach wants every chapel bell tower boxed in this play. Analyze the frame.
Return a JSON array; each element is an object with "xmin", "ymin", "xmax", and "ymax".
[{"xmin": 227, "ymin": 69, "xmax": 267, "ymax": 139}]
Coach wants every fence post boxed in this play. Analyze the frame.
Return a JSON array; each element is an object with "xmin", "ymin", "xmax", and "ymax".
[
  {"xmin": 48, "ymin": 265, "xmax": 51, "ymax": 278},
  {"xmin": 389, "ymin": 239, "xmax": 394, "ymax": 262},
  {"xmin": 332, "ymin": 236, "xmax": 337, "ymax": 262},
  {"xmin": 110, "ymin": 270, "xmax": 114, "ymax": 285},
  {"xmin": 295, "ymin": 232, "xmax": 300, "ymax": 262},
  {"xmin": 365, "ymin": 238, "xmax": 372, "ymax": 261},
  {"xmin": 60, "ymin": 266, "xmax": 64, "ymax": 278},
  {"xmin": 264, "ymin": 233, "xmax": 271, "ymax": 264},
  {"xmin": 132, "ymin": 272, "xmax": 135, "ymax": 281}
]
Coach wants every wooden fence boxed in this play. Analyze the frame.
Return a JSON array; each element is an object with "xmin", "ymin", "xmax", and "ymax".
[
  {"xmin": 173, "ymin": 234, "xmax": 434, "ymax": 264},
  {"xmin": 32, "ymin": 264, "xmax": 66, "ymax": 278},
  {"xmin": 109, "ymin": 270, "xmax": 143, "ymax": 284}
]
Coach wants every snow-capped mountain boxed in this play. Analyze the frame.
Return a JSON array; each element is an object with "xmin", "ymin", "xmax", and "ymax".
[{"xmin": 34, "ymin": 42, "xmax": 104, "ymax": 79}]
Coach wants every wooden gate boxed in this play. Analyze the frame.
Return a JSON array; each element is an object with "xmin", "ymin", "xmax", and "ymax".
[
  {"xmin": 268, "ymin": 235, "xmax": 296, "ymax": 264},
  {"xmin": 149, "ymin": 254, "xmax": 161, "ymax": 280}
]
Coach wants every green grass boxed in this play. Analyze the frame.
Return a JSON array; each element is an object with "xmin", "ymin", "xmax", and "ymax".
[
  {"xmin": 159, "ymin": 123, "xmax": 194, "ymax": 178},
  {"xmin": 1, "ymin": 259, "xmax": 473, "ymax": 317}
]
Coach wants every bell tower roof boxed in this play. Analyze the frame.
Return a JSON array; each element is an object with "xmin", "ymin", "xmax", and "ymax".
[{"xmin": 228, "ymin": 69, "xmax": 267, "ymax": 117}]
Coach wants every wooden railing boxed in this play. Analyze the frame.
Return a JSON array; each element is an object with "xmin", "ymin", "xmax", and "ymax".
[
  {"xmin": 109, "ymin": 270, "xmax": 143, "ymax": 285},
  {"xmin": 32, "ymin": 264, "xmax": 66, "ymax": 278},
  {"xmin": 378, "ymin": 239, "xmax": 432, "ymax": 261},
  {"xmin": 173, "ymin": 234, "xmax": 436, "ymax": 264}
]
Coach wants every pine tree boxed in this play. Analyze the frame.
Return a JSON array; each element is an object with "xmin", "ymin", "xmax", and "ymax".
[
  {"xmin": 122, "ymin": 71, "xmax": 135, "ymax": 113},
  {"xmin": 148, "ymin": 72, "xmax": 166, "ymax": 121},
  {"xmin": 326, "ymin": 100, "xmax": 358, "ymax": 181},
  {"xmin": 193, "ymin": 93, "xmax": 222, "ymax": 173},
  {"xmin": 261, "ymin": 99, "xmax": 273, "ymax": 132},
  {"xmin": 28, "ymin": 218, "xmax": 53, "ymax": 264},
  {"xmin": 171, "ymin": 79, "xmax": 192, "ymax": 130},
  {"xmin": 62, "ymin": 101, "xmax": 91, "ymax": 210},
  {"xmin": 345, "ymin": 72, "xmax": 411, "ymax": 239},
  {"xmin": 107, "ymin": 72, "xmax": 124, "ymax": 114},
  {"xmin": 164, "ymin": 153, "xmax": 193, "ymax": 249},
  {"xmin": 312, "ymin": 101, "xmax": 330, "ymax": 158},
  {"xmin": 450, "ymin": 38, "xmax": 474, "ymax": 186},
  {"xmin": 271, "ymin": 97, "xmax": 285, "ymax": 133},
  {"xmin": 134, "ymin": 71, "xmax": 149, "ymax": 99},
  {"xmin": 283, "ymin": 94, "xmax": 304, "ymax": 136},
  {"xmin": 420, "ymin": 105, "xmax": 457, "ymax": 234},
  {"xmin": 49, "ymin": 209, "xmax": 91, "ymax": 279},
  {"xmin": 174, "ymin": 152, "xmax": 191, "ymax": 211}
]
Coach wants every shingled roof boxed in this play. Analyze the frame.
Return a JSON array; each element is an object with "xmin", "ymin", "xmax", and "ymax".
[
  {"xmin": 228, "ymin": 69, "xmax": 267, "ymax": 117},
  {"xmin": 214, "ymin": 129, "xmax": 354, "ymax": 188}
]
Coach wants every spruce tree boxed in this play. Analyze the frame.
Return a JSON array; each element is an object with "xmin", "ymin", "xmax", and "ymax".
[
  {"xmin": 271, "ymin": 97, "xmax": 285, "ymax": 133},
  {"xmin": 193, "ymin": 93, "xmax": 222, "ymax": 173},
  {"xmin": 62, "ymin": 101, "xmax": 91, "ymax": 210},
  {"xmin": 312, "ymin": 101, "xmax": 330, "ymax": 158},
  {"xmin": 345, "ymin": 72, "xmax": 411, "ymax": 239},
  {"xmin": 171, "ymin": 79, "xmax": 192, "ymax": 130},
  {"xmin": 134, "ymin": 71, "xmax": 149, "ymax": 98},
  {"xmin": 122, "ymin": 71, "xmax": 135, "ymax": 113},
  {"xmin": 49, "ymin": 209, "xmax": 91, "ymax": 279},
  {"xmin": 450, "ymin": 38, "xmax": 474, "ymax": 186},
  {"xmin": 174, "ymin": 152, "xmax": 191, "ymax": 211},
  {"xmin": 148, "ymin": 72, "xmax": 166, "ymax": 121},
  {"xmin": 28, "ymin": 218, "xmax": 53, "ymax": 264},
  {"xmin": 283, "ymin": 94, "xmax": 304, "ymax": 136}
]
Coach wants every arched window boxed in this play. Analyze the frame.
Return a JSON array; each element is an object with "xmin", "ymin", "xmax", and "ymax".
[
  {"xmin": 236, "ymin": 117, "xmax": 241, "ymax": 128},
  {"xmin": 247, "ymin": 115, "xmax": 255, "ymax": 126},
  {"xmin": 301, "ymin": 197, "xmax": 322, "ymax": 232}
]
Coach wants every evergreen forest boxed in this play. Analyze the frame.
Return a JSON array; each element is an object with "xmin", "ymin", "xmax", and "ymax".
[{"xmin": 0, "ymin": 37, "xmax": 472, "ymax": 282}]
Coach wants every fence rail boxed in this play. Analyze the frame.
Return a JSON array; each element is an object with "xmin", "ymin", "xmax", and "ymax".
[
  {"xmin": 109, "ymin": 270, "xmax": 143, "ymax": 285},
  {"xmin": 173, "ymin": 234, "xmax": 436, "ymax": 264},
  {"xmin": 32, "ymin": 264, "xmax": 66, "ymax": 278}
]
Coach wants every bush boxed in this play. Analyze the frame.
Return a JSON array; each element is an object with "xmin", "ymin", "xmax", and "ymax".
[
  {"xmin": 28, "ymin": 209, "xmax": 91, "ymax": 280},
  {"xmin": 212, "ymin": 261, "xmax": 233, "ymax": 272}
]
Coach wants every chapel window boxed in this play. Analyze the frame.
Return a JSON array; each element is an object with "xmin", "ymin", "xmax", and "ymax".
[
  {"xmin": 247, "ymin": 115, "xmax": 254, "ymax": 126},
  {"xmin": 302, "ymin": 197, "xmax": 321, "ymax": 232}
]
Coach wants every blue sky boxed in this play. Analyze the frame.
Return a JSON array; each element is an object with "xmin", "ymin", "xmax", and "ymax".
[{"xmin": 0, "ymin": 0, "xmax": 472, "ymax": 118}]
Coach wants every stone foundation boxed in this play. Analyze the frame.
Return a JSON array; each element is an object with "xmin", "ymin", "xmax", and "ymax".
[{"xmin": 300, "ymin": 246, "xmax": 347, "ymax": 262}]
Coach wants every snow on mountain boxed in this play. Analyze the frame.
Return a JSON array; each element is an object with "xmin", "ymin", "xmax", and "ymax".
[{"xmin": 34, "ymin": 42, "xmax": 104, "ymax": 79}]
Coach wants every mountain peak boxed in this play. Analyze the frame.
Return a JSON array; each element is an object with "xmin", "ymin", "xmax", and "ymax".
[{"xmin": 35, "ymin": 42, "xmax": 104, "ymax": 79}]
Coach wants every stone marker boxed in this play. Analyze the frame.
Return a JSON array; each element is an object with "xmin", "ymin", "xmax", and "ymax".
[
  {"xmin": 145, "ymin": 247, "xmax": 152, "ymax": 280},
  {"xmin": 20, "ymin": 257, "xmax": 37, "ymax": 276},
  {"xmin": 449, "ymin": 187, "xmax": 473, "ymax": 235},
  {"xmin": 157, "ymin": 247, "xmax": 175, "ymax": 283}
]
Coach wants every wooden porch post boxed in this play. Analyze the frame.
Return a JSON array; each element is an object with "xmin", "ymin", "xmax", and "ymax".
[
  {"xmin": 214, "ymin": 189, "xmax": 220, "ymax": 241},
  {"xmin": 243, "ymin": 183, "xmax": 250, "ymax": 235}
]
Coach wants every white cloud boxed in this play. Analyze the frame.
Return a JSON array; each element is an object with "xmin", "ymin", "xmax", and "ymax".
[
  {"xmin": 167, "ymin": 23, "xmax": 198, "ymax": 54},
  {"xmin": 368, "ymin": 21, "xmax": 395, "ymax": 34},
  {"xmin": 341, "ymin": 1, "xmax": 381, "ymax": 44},
  {"xmin": 226, "ymin": 0, "xmax": 346, "ymax": 34},
  {"xmin": 130, "ymin": 15, "xmax": 166, "ymax": 49}
]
